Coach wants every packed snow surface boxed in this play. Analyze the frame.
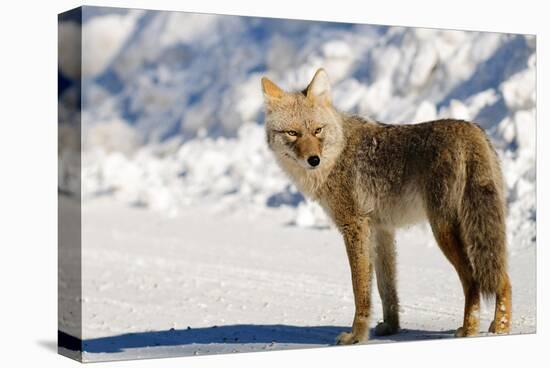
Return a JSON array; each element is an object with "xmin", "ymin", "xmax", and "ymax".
[
  {"xmin": 68, "ymin": 198, "xmax": 534, "ymax": 362},
  {"xmin": 57, "ymin": 7, "xmax": 536, "ymax": 361}
]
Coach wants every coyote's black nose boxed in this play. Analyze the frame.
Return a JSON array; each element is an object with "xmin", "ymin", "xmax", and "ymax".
[{"xmin": 307, "ymin": 155, "xmax": 320, "ymax": 167}]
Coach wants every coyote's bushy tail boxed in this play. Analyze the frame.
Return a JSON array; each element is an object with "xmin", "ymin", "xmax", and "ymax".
[{"xmin": 460, "ymin": 135, "xmax": 508, "ymax": 297}]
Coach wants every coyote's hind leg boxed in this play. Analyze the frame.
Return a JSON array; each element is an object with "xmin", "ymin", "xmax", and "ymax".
[
  {"xmin": 489, "ymin": 273, "xmax": 512, "ymax": 334},
  {"xmin": 430, "ymin": 220, "xmax": 480, "ymax": 337},
  {"xmin": 373, "ymin": 227, "xmax": 400, "ymax": 336}
]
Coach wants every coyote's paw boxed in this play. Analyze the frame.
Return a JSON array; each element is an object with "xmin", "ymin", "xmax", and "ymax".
[
  {"xmin": 335, "ymin": 331, "xmax": 368, "ymax": 345},
  {"xmin": 374, "ymin": 321, "xmax": 399, "ymax": 336},
  {"xmin": 454, "ymin": 327, "xmax": 477, "ymax": 337}
]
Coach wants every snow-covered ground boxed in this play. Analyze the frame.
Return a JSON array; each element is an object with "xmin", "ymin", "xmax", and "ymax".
[
  {"xmin": 57, "ymin": 6, "xmax": 536, "ymax": 362},
  {"xmin": 70, "ymin": 197, "xmax": 535, "ymax": 362}
]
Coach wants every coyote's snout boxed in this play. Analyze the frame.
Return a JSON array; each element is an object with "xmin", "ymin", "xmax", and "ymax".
[{"xmin": 261, "ymin": 68, "xmax": 512, "ymax": 345}]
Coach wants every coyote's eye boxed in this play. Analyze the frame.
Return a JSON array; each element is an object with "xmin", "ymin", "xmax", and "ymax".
[
  {"xmin": 286, "ymin": 130, "xmax": 298, "ymax": 137},
  {"xmin": 314, "ymin": 127, "xmax": 323, "ymax": 135}
]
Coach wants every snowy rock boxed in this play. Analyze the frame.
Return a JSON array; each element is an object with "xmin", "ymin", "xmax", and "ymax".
[
  {"xmin": 85, "ymin": 118, "xmax": 140, "ymax": 155},
  {"xmin": 498, "ymin": 117, "xmax": 516, "ymax": 144},
  {"xmin": 514, "ymin": 109, "xmax": 536, "ymax": 157},
  {"xmin": 409, "ymin": 43, "xmax": 438, "ymax": 88},
  {"xmin": 293, "ymin": 201, "xmax": 329, "ymax": 228},
  {"xmin": 81, "ymin": 12, "xmax": 140, "ymax": 78},
  {"xmin": 439, "ymin": 99, "xmax": 470, "ymax": 120},
  {"xmin": 501, "ymin": 69, "xmax": 536, "ymax": 111},
  {"xmin": 413, "ymin": 101, "xmax": 437, "ymax": 122}
]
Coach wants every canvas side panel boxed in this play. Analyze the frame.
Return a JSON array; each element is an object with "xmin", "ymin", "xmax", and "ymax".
[{"xmin": 58, "ymin": 6, "xmax": 83, "ymax": 362}]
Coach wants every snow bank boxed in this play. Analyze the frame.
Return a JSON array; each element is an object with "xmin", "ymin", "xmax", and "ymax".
[
  {"xmin": 82, "ymin": 122, "xmax": 291, "ymax": 216},
  {"xmin": 59, "ymin": 8, "xmax": 536, "ymax": 251},
  {"xmin": 82, "ymin": 11, "xmax": 142, "ymax": 78}
]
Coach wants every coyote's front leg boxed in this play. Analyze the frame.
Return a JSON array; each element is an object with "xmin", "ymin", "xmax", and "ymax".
[{"xmin": 336, "ymin": 220, "xmax": 372, "ymax": 345}]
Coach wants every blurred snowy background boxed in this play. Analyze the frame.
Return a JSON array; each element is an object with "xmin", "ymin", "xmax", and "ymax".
[{"xmin": 58, "ymin": 8, "xmax": 535, "ymax": 251}]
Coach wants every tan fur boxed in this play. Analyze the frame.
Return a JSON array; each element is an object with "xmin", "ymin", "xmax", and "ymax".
[
  {"xmin": 261, "ymin": 69, "xmax": 511, "ymax": 344},
  {"xmin": 373, "ymin": 228, "xmax": 399, "ymax": 336}
]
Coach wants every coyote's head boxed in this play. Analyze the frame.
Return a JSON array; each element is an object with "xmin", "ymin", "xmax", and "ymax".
[{"xmin": 261, "ymin": 69, "xmax": 344, "ymax": 174}]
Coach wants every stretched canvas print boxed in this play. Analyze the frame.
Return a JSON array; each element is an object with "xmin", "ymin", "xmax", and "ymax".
[{"xmin": 58, "ymin": 5, "xmax": 536, "ymax": 362}]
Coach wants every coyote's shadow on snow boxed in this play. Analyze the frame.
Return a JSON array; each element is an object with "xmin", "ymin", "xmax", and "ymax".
[{"xmin": 60, "ymin": 325, "xmax": 456, "ymax": 354}]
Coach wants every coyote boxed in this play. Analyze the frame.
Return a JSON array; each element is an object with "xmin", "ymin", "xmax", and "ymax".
[{"xmin": 261, "ymin": 68, "xmax": 511, "ymax": 344}]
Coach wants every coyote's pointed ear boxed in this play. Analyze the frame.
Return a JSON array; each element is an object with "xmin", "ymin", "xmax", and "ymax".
[
  {"xmin": 261, "ymin": 77, "xmax": 284, "ymax": 100},
  {"xmin": 306, "ymin": 68, "xmax": 331, "ymax": 105}
]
